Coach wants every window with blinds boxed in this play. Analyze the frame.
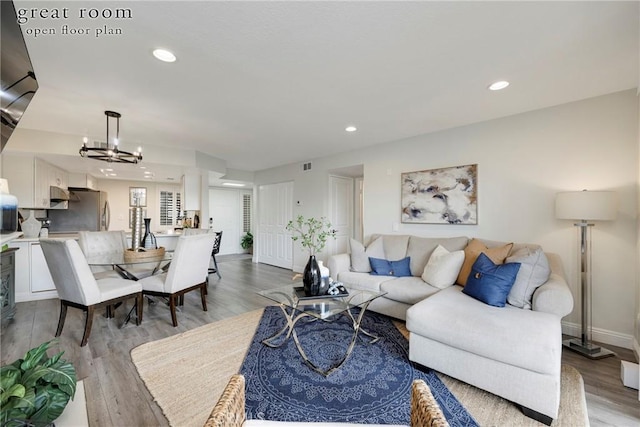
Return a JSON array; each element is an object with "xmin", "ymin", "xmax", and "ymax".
[
  {"xmin": 160, "ymin": 189, "xmax": 182, "ymax": 226},
  {"xmin": 242, "ymin": 193, "xmax": 251, "ymax": 232}
]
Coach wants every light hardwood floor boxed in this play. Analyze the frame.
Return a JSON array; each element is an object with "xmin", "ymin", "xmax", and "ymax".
[{"xmin": 1, "ymin": 256, "xmax": 639, "ymax": 426}]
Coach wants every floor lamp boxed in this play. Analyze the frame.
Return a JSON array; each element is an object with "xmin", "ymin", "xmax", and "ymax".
[{"xmin": 555, "ymin": 190, "xmax": 617, "ymax": 359}]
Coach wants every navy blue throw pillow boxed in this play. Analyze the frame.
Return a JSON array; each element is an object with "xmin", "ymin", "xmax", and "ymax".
[
  {"xmin": 462, "ymin": 253, "xmax": 521, "ymax": 307},
  {"xmin": 369, "ymin": 257, "xmax": 412, "ymax": 277}
]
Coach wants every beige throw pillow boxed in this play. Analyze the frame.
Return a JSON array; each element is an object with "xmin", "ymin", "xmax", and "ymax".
[
  {"xmin": 349, "ymin": 237, "xmax": 385, "ymax": 272},
  {"xmin": 457, "ymin": 239, "xmax": 513, "ymax": 286},
  {"xmin": 421, "ymin": 245, "xmax": 465, "ymax": 289}
]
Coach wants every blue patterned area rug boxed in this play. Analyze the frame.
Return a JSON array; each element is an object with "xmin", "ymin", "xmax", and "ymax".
[{"xmin": 240, "ymin": 306, "xmax": 478, "ymax": 426}]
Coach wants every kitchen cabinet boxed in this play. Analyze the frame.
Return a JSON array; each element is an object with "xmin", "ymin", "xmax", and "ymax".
[
  {"xmin": 69, "ymin": 173, "xmax": 98, "ymax": 190},
  {"xmin": 1, "ymin": 154, "xmax": 68, "ymax": 209},
  {"xmin": 9, "ymin": 238, "xmax": 59, "ymax": 302},
  {"xmin": 182, "ymin": 173, "xmax": 201, "ymax": 211},
  {"xmin": 30, "ymin": 242, "xmax": 56, "ymax": 292}
]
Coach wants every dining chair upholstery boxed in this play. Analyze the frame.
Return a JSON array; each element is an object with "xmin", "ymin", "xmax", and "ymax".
[
  {"xmin": 78, "ymin": 230, "xmax": 157, "ymax": 279},
  {"xmin": 183, "ymin": 228, "xmax": 222, "ymax": 279},
  {"xmin": 139, "ymin": 233, "xmax": 216, "ymax": 326},
  {"xmin": 40, "ymin": 239, "xmax": 143, "ymax": 346},
  {"xmin": 78, "ymin": 230, "xmax": 127, "ymax": 279}
]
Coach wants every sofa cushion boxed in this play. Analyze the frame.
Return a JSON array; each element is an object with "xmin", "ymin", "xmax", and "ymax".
[
  {"xmin": 406, "ymin": 286, "xmax": 561, "ymax": 375},
  {"xmin": 370, "ymin": 234, "xmax": 410, "ymax": 261},
  {"xmin": 406, "ymin": 236, "xmax": 469, "ymax": 276},
  {"xmin": 349, "ymin": 237, "xmax": 384, "ymax": 272},
  {"xmin": 337, "ymin": 271, "xmax": 396, "ymax": 293},
  {"xmin": 457, "ymin": 239, "xmax": 513, "ymax": 286},
  {"xmin": 507, "ymin": 247, "xmax": 551, "ymax": 309},
  {"xmin": 462, "ymin": 253, "xmax": 521, "ymax": 307},
  {"xmin": 380, "ymin": 277, "xmax": 440, "ymax": 305},
  {"xmin": 421, "ymin": 245, "xmax": 465, "ymax": 289},
  {"xmin": 369, "ymin": 257, "xmax": 412, "ymax": 277}
]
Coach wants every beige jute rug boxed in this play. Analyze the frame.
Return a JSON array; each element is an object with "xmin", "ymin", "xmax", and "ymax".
[{"xmin": 131, "ymin": 309, "xmax": 588, "ymax": 427}]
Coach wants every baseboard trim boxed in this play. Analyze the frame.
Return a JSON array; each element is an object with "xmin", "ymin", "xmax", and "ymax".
[{"xmin": 562, "ymin": 320, "xmax": 633, "ymax": 350}]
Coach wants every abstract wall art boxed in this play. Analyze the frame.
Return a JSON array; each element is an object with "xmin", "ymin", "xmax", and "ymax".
[{"xmin": 401, "ymin": 164, "xmax": 477, "ymax": 224}]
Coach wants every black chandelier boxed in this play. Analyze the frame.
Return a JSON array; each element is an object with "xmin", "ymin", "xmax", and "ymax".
[{"xmin": 79, "ymin": 110, "xmax": 142, "ymax": 164}]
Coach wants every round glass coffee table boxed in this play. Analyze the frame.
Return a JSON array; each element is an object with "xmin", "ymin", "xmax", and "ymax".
[{"xmin": 257, "ymin": 284, "xmax": 387, "ymax": 376}]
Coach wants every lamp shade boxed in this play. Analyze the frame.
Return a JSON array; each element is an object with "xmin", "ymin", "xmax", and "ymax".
[{"xmin": 555, "ymin": 190, "xmax": 617, "ymax": 221}]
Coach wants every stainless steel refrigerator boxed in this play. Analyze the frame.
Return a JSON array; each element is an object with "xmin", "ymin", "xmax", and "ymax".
[{"xmin": 48, "ymin": 189, "xmax": 110, "ymax": 233}]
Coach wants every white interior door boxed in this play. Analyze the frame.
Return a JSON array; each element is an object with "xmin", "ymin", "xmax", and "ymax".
[
  {"xmin": 258, "ymin": 181, "xmax": 293, "ymax": 269},
  {"xmin": 209, "ymin": 188, "xmax": 241, "ymax": 255},
  {"xmin": 328, "ymin": 176, "xmax": 354, "ymax": 256}
]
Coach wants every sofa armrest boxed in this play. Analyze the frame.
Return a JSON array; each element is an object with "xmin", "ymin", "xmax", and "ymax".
[
  {"xmin": 328, "ymin": 253, "xmax": 351, "ymax": 281},
  {"xmin": 531, "ymin": 253, "xmax": 574, "ymax": 318}
]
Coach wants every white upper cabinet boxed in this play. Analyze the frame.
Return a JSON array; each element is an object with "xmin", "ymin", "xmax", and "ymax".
[
  {"xmin": 1, "ymin": 154, "xmax": 68, "ymax": 209},
  {"xmin": 68, "ymin": 173, "xmax": 98, "ymax": 190},
  {"xmin": 182, "ymin": 173, "xmax": 201, "ymax": 211}
]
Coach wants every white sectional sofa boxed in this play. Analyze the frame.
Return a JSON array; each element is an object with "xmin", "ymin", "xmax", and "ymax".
[{"xmin": 328, "ymin": 234, "xmax": 574, "ymax": 425}]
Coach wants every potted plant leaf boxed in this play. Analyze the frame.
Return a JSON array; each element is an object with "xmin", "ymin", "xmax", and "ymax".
[
  {"xmin": 286, "ymin": 215, "xmax": 336, "ymax": 296},
  {"xmin": 1, "ymin": 340, "xmax": 77, "ymax": 427},
  {"xmin": 240, "ymin": 231, "xmax": 253, "ymax": 254}
]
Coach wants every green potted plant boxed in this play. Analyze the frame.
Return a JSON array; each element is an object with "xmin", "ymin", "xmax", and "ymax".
[
  {"xmin": 240, "ymin": 231, "xmax": 253, "ymax": 254},
  {"xmin": 286, "ymin": 215, "xmax": 336, "ymax": 296},
  {"xmin": 1, "ymin": 340, "xmax": 77, "ymax": 427}
]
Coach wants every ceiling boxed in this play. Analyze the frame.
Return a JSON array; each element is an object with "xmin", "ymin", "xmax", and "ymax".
[{"xmin": 7, "ymin": 1, "xmax": 639, "ymax": 183}]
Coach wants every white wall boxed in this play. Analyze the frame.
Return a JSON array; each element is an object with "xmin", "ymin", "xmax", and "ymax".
[{"xmin": 255, "ymin": 89, "xmax": 639, "ymax": 348}]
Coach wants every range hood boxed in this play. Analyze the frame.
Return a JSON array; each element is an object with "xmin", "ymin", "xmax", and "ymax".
[{"xmin": 50, "ymin": 186, "xmax": 70, "ymax": 202}]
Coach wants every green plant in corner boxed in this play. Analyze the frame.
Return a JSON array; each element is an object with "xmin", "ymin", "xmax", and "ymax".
[
  {"xmin": 240, "ymin": 231, "xmax": 253, "ymax": 250},
  {"xmin": 1, "ymin": 340, "xmax": 76, "ymax": 427},
  {"xmin": 285, "ymin": 215, "xmax": 336, "ymax": 255}
]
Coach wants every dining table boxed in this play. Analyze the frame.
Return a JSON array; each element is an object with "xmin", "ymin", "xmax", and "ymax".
[
  {"xmin": 85, "ymin": 251, "xmax": 173, "ymax": 325},
  {"xmin": 85, "ymin": 251, "xmax": 173, "ymax": 281}
]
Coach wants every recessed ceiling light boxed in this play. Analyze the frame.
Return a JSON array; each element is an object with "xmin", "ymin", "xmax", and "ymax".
[
  {"xmin": 139, "ymin": 166, "xmax": 146, "ymax": 169},
  {"xmin": 345, "ymin": 126, "xmax": 357, "ymax": 132},
  {"xmin": 222, "ymin": 182, "xmax": 245, "ymax": 187},
  {"xmin": 153, "ymin": 48, "xmax": 176, "ymax": 63},
  {"xmin": 488, "ymin": 80, "xmax": 510, "ymax": 91}
]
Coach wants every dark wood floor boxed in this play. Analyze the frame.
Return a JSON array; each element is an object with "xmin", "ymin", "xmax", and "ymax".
[{"xmin": 2, "ymin": 256, "xmax": 638, "ymax": 426}]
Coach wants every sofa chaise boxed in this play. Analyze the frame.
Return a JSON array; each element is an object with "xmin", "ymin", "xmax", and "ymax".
[{"xmin": 328, "ymin": 234, "xmax": 574, "ymax": 425}]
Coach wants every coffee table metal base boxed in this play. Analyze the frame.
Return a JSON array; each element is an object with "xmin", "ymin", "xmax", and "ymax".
[{"xmin": 262, "ymin": 300, "xmax": 380, "ymax": 376}]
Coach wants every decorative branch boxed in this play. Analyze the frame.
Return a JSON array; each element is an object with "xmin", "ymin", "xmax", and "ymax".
[{"xmin": 286, "ymin": 215, "xmax": 336, "ymax": 256}]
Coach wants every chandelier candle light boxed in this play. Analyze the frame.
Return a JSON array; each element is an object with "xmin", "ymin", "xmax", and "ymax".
[
  {"xmin": 79, "ymin": 110, "xmax": 142, "ymax": 164},
  {"xmin": 555, "ymin": 189, "xmax": 617, "ymax": 359}
]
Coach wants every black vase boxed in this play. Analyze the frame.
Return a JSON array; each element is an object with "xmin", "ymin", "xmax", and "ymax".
[
  {"xmin": 140, "ymin": 218, "xmax": 157, "ymax": 249},
  {"xmin": 303, "ymin": 255, "xmax": 322, "ymax": 296}
]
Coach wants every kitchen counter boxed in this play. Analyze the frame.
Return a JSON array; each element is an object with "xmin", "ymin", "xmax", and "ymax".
[
  {"xmin": 14, "ymin": 233, "xmax": 79, "ymax": 242},
  {"xmin": 1, "ymin": 232, "xmax": 24, "ymax": 246}
]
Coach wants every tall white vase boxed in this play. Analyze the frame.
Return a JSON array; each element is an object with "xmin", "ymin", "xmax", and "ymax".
[{"xmin": 22, "ymin": 211, "xmax": 42, "ymax": 238}]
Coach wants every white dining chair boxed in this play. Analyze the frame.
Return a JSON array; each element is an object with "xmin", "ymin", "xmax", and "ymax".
[
  {"xmin": 78, "ymin": 230, "xmax": 128, "ymax": 279},
  {"xmin": 78, "ymin": 230, "xmax": 158, "ymax": 279},
  {"xmin": 183, "ymin": 228, "xmax": 222, "ymax": 279},
  {"xmin": 40, "ymin": 239, "xmax": 143, "ymax": 347},
  {"xmin": 138, "ymin": 233, "xmax": 215, "ymax": 327}
]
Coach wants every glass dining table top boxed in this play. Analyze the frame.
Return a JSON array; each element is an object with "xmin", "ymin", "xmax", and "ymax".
[{"xmin": 85, "ymin": 251, "xmax": 173, "ymax": 266}]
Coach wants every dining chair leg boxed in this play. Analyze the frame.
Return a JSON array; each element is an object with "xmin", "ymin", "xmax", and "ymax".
[
  {"xmin": 55, "ymin": 301, "xmax": 68, "ymax": 337},
  {"xmin": 81, "ymin": 305, "xmax": 95, "ymax": 347},
  {"xmin": 200, "ymin": 284, "xmax": 208, "ymax": 311},
  {"xmin": 213, "ymin": 255, "xmax": 221, "ymax": 279},
  {"xmin": 136, "ymin": 293, "xmax": 143, "ymax": 325},
  {"xmin": 169, "ymin": 296, "xmax": 178, "ymax": 327}
]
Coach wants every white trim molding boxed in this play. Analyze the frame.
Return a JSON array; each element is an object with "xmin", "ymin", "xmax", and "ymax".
[{"xmin": 562, "ymin": 320, "xmax": 634, "ymax": 350}]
